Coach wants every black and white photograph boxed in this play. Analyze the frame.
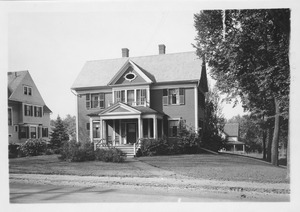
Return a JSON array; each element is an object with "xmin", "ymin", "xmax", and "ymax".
[{"xmin": 1, "ymin": 0, "xmax": 299, "ymax": 211}]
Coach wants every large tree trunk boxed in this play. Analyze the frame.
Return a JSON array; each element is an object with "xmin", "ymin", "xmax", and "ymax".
[
  {"xmin": 271, "ymin": 97, "xmax": 280, "ymax": 166},
  {"xmin": 262, "ymin": 129, "xmax": 267, "ymax": 160},
  {"xmin": 267, "ymin": 126, "xmax": 273, "ymax": 162}
]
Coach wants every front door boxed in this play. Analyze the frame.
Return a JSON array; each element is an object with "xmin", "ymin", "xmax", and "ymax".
[{"xmin": 126, "ymin": 123, "xmax": 137, "ymax": 144}]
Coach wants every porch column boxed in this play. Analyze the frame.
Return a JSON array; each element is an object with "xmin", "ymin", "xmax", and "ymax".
[
  {"xmin": 99, "ymin": 118, "xmax": 103, "ymax": 139},
  {"xmin": 89, "ymin": 118, "xmax": 93, "ymax": 142},
  {"xmin": 113, "ymin": 120, "xmax": 116, "ymax": 146},
  {"xmin": 148, "ymin": 119, "xmax": 151, "ymax": 137},
  {"xmin": 243, "ymin": 144, "xmax": 245, "ymax": 153},
  {"xmin": 138, "ymin": 116, "xmax": 143, "ymax": 140},
  {"xmin": 233, "ymin": 144, "xmax": 236, "ymax": 152},
  {"xmin": 153, "ymin": 115, "xmax": 157, "ymax": 139},
  {"xmin": 161, "ymin": 119, "xmax": 164, "ymax": 137},
  {"xmin": 102, "ymin": 120, "xmax": 106, "ymax": 142}
]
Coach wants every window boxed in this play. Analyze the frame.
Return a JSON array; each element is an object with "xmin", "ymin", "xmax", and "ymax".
[
  {"xmin": 23, "ymin": 86, "xmax": 32, "ymax": 96},
  {"xmin": 34, "ymin": 106, "xmax": 42, "ymax": 117},
  {"xmin": 136, "ymin": 89, "xmax": 147, "ymax": 105},
  {"xmin": 86, "ymin": 93, "xmax": 105, "ymax": 109},
  {"xmin": 24, "ymin": 104, "xmax": 33, "ymax": 116},
  {"xmin": 42, "ymin": 127, "xmax": 48, "ymax": 137},
  {"xmin": 124, "ymin": 72, "xmax": 137, "ymax": 81},
  {"xmin": 30, "ymin": 126, "xmax": 37, "ymax": 138},
  {"xmin": 169, "ymin": 120, "xmax": 180, "ymax": 137},
  {"xmin": 93, "ymin": 122, "xmax": 100, "ymax": 138},
  {"xmin": 127, "ymin": 90, "xmax": 134, "ymax": 105},
  {"xmin": 19, "ymin": 126, "xmax": 29, "ymax": 139},
  {"xmin": 114, "ymin": 90, "xmax": 125, "ymax": 103},
  {"xmin": 8, "ymin": 108, "xmax": 12, "ymax": 125},
  {"xmin": 86, "ymin": 94, "xmax": 91, "ymax": 109},
  {"xmin": 163, "ymin": 88, "xmax": 185, "ymax": 105},
  {"xmin": 14, "ymin": 125, "xmax": 18, "ymax": 132}
]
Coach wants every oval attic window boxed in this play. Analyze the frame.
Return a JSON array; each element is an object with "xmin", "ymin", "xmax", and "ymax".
[{"xmin": 124, "ymin": 72, "xmax": 136, "ymax": 81}]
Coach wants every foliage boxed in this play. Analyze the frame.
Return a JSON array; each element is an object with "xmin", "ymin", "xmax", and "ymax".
[
  {"xmin": 58, "ymin": 140, "xmax": 95, "ymax": 162},
  {"xmin": 177, "ymin": 125, "xmax": 201, "ymax": 154},
  {"xmin": 9, "ymin": 144, "xmax": 20, "ymax": 158},
  {"xmin": 17, "ymin": 138, "xmax": 47, "ymax": 156},
  {"xmin": 63, "ymin": 114, "xmax": 76, "ymax": 141},
  {"xmin": 201, "ymin": 86, "xmax": 226, "ymax": 152},
  {"xmin": 94, "ymin": 148, "xmax": 126, "ymax": 163},
  {"xmin": 50, "ymin": 115, "xmax": 69, "ymax": 148},
  {"xmin": 137, "ymin": 138, "xmax": 171, "ymax": 156},
  {"xmin": 194, "ymin": 9, "xmax": 290, "ymax": 165}
]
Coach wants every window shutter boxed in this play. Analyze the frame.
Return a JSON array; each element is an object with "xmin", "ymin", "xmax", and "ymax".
[
  {"xmin": 30, "ymin": 106, "xmax": 33, "ymax": 116},
  {"xmin": 86, "ymin": 94, "xmax": 90, "ymax": 109},
  {"xmin": 179, "ymin": 88, "xmax": 185, "ymax": 105},
  {"xmin": 100, "ymin": 93, "xmax": 105, "ymax": 108},
  {"xmin": 86, "ymin": 123, "xmax": 90, "ymax": 130},
  {"xmin": 26, "ymin": 126, "xmax": 29, "ymax": 139},
  {"xmin": 163, "ymin": 89, "xmax": 168, "ymax": 105}
]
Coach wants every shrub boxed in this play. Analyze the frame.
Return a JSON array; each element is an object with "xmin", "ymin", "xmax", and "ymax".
[
  {"xmin": 58, "ymin": 140, "xmax": 94, "ymax": 162},
  {"xmin": 95, "ymin": 148, "xmax": 126, "ymax": 163},
  {"xmin": 177, "ymin": 126, "xmax": 201, "ymax": 154},
  {"xmin": 9, "ymin": 144, "xmax": 19, "ymax": 158},
  {"xmin": 17, "ymin": 138, "xmax": 47, "ymax": 156},
  {"xmin": 137, "ymin": 138, "xmax": 170, "ymax": 156}
]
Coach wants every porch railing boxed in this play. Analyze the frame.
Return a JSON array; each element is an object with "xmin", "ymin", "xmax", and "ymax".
[{"xmin": 94, "ymin": 139, "xmax": 110, "ymax": 151}]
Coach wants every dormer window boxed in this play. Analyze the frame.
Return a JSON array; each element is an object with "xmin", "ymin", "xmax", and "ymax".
[
  {"xmin": 23, "ymin": 85, "xmax": 32, "ymax": 96},
  {"xmin": 124, "ymin": 72, "xmax": 136, "ymax": 82}
]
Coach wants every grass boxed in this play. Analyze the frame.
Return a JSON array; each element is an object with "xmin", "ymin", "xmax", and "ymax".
[
  {"xmin": 9, "ymin": 153, "xmax": 289, "ymax": 184},
  {"xmin": 9, "ymin": 155, "xmax": 152, "ymax": 178},
  {"xmin": 137, "ymin": 154, "xmax": 289, "ymax": 184}
]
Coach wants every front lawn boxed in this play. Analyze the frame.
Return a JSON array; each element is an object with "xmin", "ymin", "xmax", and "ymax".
[
  {"xmin": 9, "ymin": 155, "xmax": 151, "ymax": 178},
  {"xmin": 137, "ymin": 154, "xmax": 289, "ymax": 184}
]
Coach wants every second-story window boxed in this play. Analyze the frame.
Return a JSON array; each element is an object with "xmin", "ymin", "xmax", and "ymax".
[
  {"xmin": 34, "ymin": 106, "xmax": 42, "ymax": 117},
  {"xmin": 86, "ymin": 93, "xmax": 105, "ymax": 109},
  {"xmin": 114, "ymin": 90, "xmax": 125, "ymax": 103},
  {"xmin": 136, "ymin": 89, "xmax": 147, "ymax": 105},
  {"xmin": 163, "ymin": 88, "xmax": 185, "ymax": 106},
  {"xmin": 24, "ymin": 104, "xmax": 33, "ymax": 116},
  {"xmin": 8, "ymin": 108, "xmax": 12, "ymax": 126},
  {"xmin": 127, "ymin": 90, "xmax": 134, "ymax": 105}
]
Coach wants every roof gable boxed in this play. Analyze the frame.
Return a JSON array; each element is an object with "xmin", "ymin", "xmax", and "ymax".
[
  {"xmin": 100, "ymin": 102, "xmax": 141, "ymax": 116},
  {"xmin": 71, "ymin": 52, "xmax": 205, "ymax": 90},
  {"xmin": 108, "ymin": 60, "xmax": 152, "ymax": 86},
  {"xmin": 8, "ymin": 71, "xmax": 46, "ymax": 106},
  {"xmin": 223, "ymin": 123, "xmax": 239, "ymax": 137}
]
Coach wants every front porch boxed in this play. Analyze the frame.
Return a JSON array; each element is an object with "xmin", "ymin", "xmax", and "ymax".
[{"xmin": 88, "ymin": 102, "xmax": 164, "ymax": 155}]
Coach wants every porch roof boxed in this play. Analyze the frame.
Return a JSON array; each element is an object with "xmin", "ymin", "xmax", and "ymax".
[{"xmin": 87, "ymin": 103, "xmax": 164, "ymax": 117}]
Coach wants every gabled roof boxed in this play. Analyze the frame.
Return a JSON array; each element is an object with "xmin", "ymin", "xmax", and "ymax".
[
  {"xmin": 71, "ymin": 51, "xmax": 204, "ymax": 90},
  {"xmin": 8, "ymin": 71, "xmax": 51, "ymax": 112},
  {"xmin": 8, "ymin": 71, "xmax": 28, "ymax": 98},
  {"xmin": 223, "ymin": 123, "xmax": 239, "ymax": 137}
]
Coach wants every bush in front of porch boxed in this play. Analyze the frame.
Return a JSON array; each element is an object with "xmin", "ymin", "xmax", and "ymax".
[
  {"xmin": 58, "ymin": 140, "xmax": 126, "ymax": 163},
  {"xmin": 136, "ymin": 127, "xmax": 202, "ymax": 157}
]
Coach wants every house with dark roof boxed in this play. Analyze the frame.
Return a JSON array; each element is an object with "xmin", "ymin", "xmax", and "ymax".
[
  {"xmin": 71, "ymin": 45, "xmax": 208, "ymax": 156},
  {"xmin": 8, "ymin": 71, "xmax": 52, "ymax": 144},
  {"xmin": 223, "ymin": 123, "xmax": 245, "ymax": 153}
]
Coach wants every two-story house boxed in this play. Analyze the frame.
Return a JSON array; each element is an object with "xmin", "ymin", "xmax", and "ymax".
[
  {"xmin": 71, "ymin": 45, "xmax": 208, "ymax": 154},
  {"xmin": 8, "ymin": 71, "xmax": 52, "ymax": 144}
]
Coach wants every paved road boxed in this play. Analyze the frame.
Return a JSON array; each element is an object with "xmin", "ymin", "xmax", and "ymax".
[{"xmin": 10, "ymin": 182, "xmax": 289, "ymax": 203}]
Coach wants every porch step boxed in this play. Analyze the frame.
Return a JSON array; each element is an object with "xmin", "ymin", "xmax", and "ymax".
[{"xmin": 114, "ymin": 145, "xmax": 136, "ymax": 157}]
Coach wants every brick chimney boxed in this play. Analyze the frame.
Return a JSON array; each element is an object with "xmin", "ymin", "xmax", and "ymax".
[
  {"xmin": 122, "ymin": 48, "xmax": 129, "ymax": 57},
  {"xmin": 159, "ymin": 44, "xmax": 166, "ymax": 54}
]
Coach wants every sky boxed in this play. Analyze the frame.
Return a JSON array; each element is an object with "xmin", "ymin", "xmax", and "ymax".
[{"xmin": 3, "ymin": 0, "xmax": 252, "ymax": 120}]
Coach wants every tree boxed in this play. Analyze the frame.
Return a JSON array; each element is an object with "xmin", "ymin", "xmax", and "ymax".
[
  {"xmin": 194, "ymin": 9, "xmax": 290, "ymax": 166},
  {"xmin": 201, "ymin": 85, "xmax": 226, "ymax": 152},
  {"xmin": 63, "ymin": 114, "xmax": 76, "ymax": 141},
  {"xmin": 50, "ymin": 115, "xmax": 69, "ymax": 148}
]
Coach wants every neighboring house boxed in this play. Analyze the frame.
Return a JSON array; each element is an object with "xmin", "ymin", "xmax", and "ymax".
[
  {"xmin": 8, "ymin": 71, "xmax": 52, "ymax": 144},
  {"xmin": 223, "ymin": 123, "xmax": 245, "ymax": 153},
  {"xmin": 71, "ymin": 45, "xmax": 208, "ymax": 155}
]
